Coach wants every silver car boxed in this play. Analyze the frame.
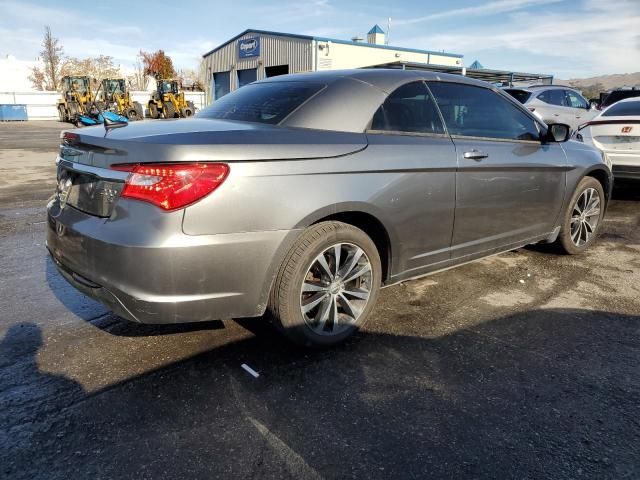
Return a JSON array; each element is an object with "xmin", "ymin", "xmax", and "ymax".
[
  {"xmin": 47, "ymin": 70, "xmax": 612, "ymax": 346},
  {"xmin": 505, "ymin": 85, "xmax": 599, "ymax": 132}
]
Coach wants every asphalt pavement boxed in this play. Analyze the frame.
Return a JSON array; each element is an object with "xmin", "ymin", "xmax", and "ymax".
[{"xmin": 1, "ymin": 121, "xmax": 638, "ymax": 479}]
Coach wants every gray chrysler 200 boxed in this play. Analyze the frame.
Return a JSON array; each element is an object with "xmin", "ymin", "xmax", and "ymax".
[{"xmin": 47, "ymin": 70, "xmax": 612, "ymax": 346}]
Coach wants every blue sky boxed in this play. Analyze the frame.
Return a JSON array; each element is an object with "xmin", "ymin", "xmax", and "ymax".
[{"xmin": 0, "ymin": 0, "xmax": 638, "ymax": 78}]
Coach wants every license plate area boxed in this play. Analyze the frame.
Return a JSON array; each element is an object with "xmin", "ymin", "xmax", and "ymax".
[{"xmin": 57, "ymin": 165, "xmax": 124, "ymax": 218}]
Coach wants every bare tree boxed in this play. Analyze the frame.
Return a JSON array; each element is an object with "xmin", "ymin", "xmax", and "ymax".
[
  {"xmin": 127, "ymin": 58, "xmax": 147, "ymax": 91},
  {"xmin": 60, "ymin": 55, "xmax": 121, "ymax": 86},
  {"xmin": 29, "ymin": 26, "xmax": 64, "ymax": 90}
]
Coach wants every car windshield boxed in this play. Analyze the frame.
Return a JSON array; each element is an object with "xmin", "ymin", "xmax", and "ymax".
[
  {"xmin": 602, "ymin": 101, "xmax": 640, "ymax": 117},
  {"xmin": 198, "ymin": 81, "xmax": 325, "ymax": 124},
  {"xmin": 504, "ymin": 89, "xmax": 532, "ymax": 104}
]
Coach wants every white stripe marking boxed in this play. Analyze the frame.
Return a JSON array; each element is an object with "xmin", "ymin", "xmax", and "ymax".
[{"xmin": 241, "ymin": 363, "xmax": 260, "ymax": 378}]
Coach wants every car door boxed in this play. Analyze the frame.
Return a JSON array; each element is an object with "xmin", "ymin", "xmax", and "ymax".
[
  {"xmin": 365, "ymin": 80, "xmax": 458, "ymax": 275},
  {"xmin": 427, "ymin": 81, "xmax": 567, "ymax": 260},
  {"xmin": 534, "ymin": 89, "xmax": 570, "ymax": 125},
  {"xmin": 565, "ymin": 89, "xmax": 597, "ymax": 130}
]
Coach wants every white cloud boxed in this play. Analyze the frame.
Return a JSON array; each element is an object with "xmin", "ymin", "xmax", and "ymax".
[
  {"xmin": 394, "ymin": 0, "xmax": 563, "ymax": 25},
  {"xmin": 397, "ymin": 0, "xmax": 640, "ymax": 77}
]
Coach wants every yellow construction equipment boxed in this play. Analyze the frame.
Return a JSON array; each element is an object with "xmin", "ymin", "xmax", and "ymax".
[
  {"xmin": 100, "ymin": 78, "xmax": 144, "ymax": 121},
  {"xmin": 147, "ymin": 79, "xmax": 195, "ymax": 119},
  {"xmin": 56, "ymin": 76, "xmax": 95, "ymax": 124}
]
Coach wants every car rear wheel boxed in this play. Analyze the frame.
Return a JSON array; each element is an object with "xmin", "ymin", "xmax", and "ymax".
[
  {"xmin": 269, "ymin": 221, "xmax": 381, "ymax": 347},
  {"xmin": 556, "ymin": 176, "xmax": 605, "ymax": 254}
]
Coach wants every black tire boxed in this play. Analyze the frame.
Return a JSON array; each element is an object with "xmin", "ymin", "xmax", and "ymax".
[
  {"xmin": 268, "ymin": 221, "xmax": 382, "ymax": 347},
  {"xmin": 187, "ymin": 100, "xmax": 195, "ymax": 111},
  {"xmin": 148, "ymin": 102, "xmax": 159, "ymax": 119},
  {"xmin": 57, "ymin": 105, "xmax": 66, "ymax": 122},
  {"xmin": 555, "ymin": 176, "xmax": 605, "ymax": 254},
  {"xmin": 68, "ymin": 101, "xmax": 79, "ymax": 117},
  {"xmin": 163, "ymin": 101, "xmax": 176, "ymax": 119},
  {"xmin": 181, "ymin": 107, "xmax": 194, "ymax": 117},
  {"xmin": 134, "ymin": 102, "xmax": 144, "ymax": 119},
  {"xmin": 126, "ymin": 107, "xmax": 140, "ymax": 121}
]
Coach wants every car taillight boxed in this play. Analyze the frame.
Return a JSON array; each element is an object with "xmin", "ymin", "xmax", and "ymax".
[
  {"xmin": 60, "ymin": 131, "xmax": 80, "ymax": 145},
  {"xmin": 110, "ymin": 162, "xmax": 229, "ymax": 211}
]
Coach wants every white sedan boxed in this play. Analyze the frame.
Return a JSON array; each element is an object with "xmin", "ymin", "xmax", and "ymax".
[{"xmin": 575, "ymin": 97, "xmax": 640, "ymax": 180}]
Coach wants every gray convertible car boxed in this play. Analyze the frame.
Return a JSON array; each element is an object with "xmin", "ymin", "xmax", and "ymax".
[{"xmin": 47, "ymin": 70, "xmax": 612, "ymax": 346}]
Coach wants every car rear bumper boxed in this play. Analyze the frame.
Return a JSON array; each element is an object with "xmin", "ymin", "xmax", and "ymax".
[
  {"xmin": 607, "ymin": 152, "xmax": 640, "ymax": 180},
  {"xmin": 46, "ymin": 198, "xmax": 300, "ymax": 324}
]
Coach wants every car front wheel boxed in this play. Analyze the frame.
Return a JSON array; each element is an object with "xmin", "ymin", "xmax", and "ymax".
[
  {"xmin": 269, "ymin": 221, "xmax": 382, "ymax": 347},
  {"xmin": 556, "ymin": 176, "xmax": 605, "ymax": 254}
]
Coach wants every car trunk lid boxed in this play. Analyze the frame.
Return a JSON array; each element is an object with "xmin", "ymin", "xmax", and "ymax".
[
  {"xmin": 586, "ymin": 118, "xmax": 640, "ymax": 152},
  {"xmin": 56, "ymin": 118, "xmax": 367, "ymax": 217}
]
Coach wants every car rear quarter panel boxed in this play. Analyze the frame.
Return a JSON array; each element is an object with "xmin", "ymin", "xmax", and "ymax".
[{"xmin": 182, "ymin": 134, "xmax": 458, "ymax": 277}]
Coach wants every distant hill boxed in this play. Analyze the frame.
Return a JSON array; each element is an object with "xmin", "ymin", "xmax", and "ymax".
[{"xmin": 557, "ymin": 72, "xmax": 640, "ymax": 91}]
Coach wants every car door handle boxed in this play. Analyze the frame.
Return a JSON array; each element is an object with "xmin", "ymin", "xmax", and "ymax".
[
  {"xmin": 553, "ymin": 113, "xmax": 560, "ymax": 117},
  {"xmin": 463, "ymin": 150, "xmax": 489, "ymax": 160}
]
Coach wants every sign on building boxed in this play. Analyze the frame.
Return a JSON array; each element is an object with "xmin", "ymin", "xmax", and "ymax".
[{"xmin": 238, "ymin": 37, "xmax": 260, "ymax": 58}]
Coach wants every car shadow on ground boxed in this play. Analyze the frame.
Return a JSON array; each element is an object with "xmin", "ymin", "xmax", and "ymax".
[{"xmin": 3, "ymin": 308, "xmax": 639, "ymax": 479}]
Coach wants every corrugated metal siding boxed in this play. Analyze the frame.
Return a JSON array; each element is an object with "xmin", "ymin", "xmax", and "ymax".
[{"xmin": 203, "ymin": 32, "xmax": 313, "ymax": 94}]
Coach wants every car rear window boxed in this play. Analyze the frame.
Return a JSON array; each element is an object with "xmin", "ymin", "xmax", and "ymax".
[
  {"xmin": 504, "ymin": 89, "xmax": 532, "ymax": 104},
  {"xmin": 197, "ymin": 81, "xmax": 325, "ymax": 124},
  {"xmin": 602, "ymin": 101, "xmax": 640, "ymax": 117}
]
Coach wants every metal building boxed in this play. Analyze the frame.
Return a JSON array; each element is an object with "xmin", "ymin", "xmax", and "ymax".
[{"xmin": 201, "ymin": 25, "xmax": 463, "ymax": 102}]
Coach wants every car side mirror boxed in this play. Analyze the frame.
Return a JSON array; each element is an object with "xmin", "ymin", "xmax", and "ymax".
[{"xmin": 545, "ymin": 123, "xmax": 571, "ymax": 142}]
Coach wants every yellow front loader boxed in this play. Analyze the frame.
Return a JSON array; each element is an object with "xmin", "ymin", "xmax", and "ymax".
[
  {"xmin": 100, "ymin": 78, "xmax": 144, "ymax": 121},
  {"xmin": 147, "ymin": 79, "xmax": 195, "ymax": 119},
  {"xmin": 56, "ymin": 76, "xmax": 95, "ymax": 124}
]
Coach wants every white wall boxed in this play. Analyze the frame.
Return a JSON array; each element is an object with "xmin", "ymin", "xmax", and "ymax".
[
  {"xmin": 0, "ymin": 56, "xmax": 41, "ymax": 92},
  {"xmin": 0, "ymin": 91, "xmax": 206, "ymax": 120},
  {"xmin": 314, "ymin": 41, "xmax": 462, "ymax": 70}
]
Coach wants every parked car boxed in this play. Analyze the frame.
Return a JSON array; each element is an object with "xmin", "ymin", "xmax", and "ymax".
[
  {"xmin": 504, "ymin": 85, "xmax": 598, "ymax": 131},
  {"xmin": 595, "ymin": 88, "xmax": 640, "ymax": 111},
  {"xmin": 47, "ymin": 70, "xmax": 612, "ymax": 347},
  {"xmin": 574, "ymin": 97, "xmax": 640, "ymax": 180}
]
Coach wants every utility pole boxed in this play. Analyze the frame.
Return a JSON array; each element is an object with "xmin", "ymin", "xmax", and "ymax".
[{"xmin": 386, "ymin": 17, "xmax": 391, "ymax": 45}]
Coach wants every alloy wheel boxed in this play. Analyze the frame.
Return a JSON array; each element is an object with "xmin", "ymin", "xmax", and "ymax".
[
  {"xmin": 570, "ymin": 187, "xmax": 601, "ymax": 246},
  {"xmin": 299, "ymin": 242, "xmax": 373, "ymax": 336}
]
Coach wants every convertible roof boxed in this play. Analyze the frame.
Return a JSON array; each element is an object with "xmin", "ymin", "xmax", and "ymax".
[{"xmin": 261, "ymin": 68, "xmax": 491, "ymax": 94}]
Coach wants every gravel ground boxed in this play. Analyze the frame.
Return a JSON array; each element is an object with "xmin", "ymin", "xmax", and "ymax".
[{"xmin": 1, "ymin": 121, "xmax": 638, "ymax": 479}]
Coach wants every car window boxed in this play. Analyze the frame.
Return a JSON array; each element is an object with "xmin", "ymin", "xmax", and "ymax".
[
  {"xmin": 565, "ymin": 90, "xmax": 588, "ymax": 109},
  {"xmin": 198, "ymin": 81, "xmax": 324, "ymax": 124},
  {"xmin": 427, "ymin": 82, "xmax": 540, "ymax": 141},
  {"xmin": 537, "ymin": 89, "xmax": 566, "ymax": 106},
  {"xmin": 504, "ymin": 89, "xmax": 532, "ymax": 104},
  {"xmin": 370, "ymin": 81, "xmax": 445, "ymax": 134},
  {"xmin": 602, "ymin": 101, "xmax": 640, "ymax": 117}
]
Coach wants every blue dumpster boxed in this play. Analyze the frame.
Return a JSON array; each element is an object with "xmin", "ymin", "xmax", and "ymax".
[{"xmin": 0, "ymin": 104, "xmax": 28, "ymax": 121}]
